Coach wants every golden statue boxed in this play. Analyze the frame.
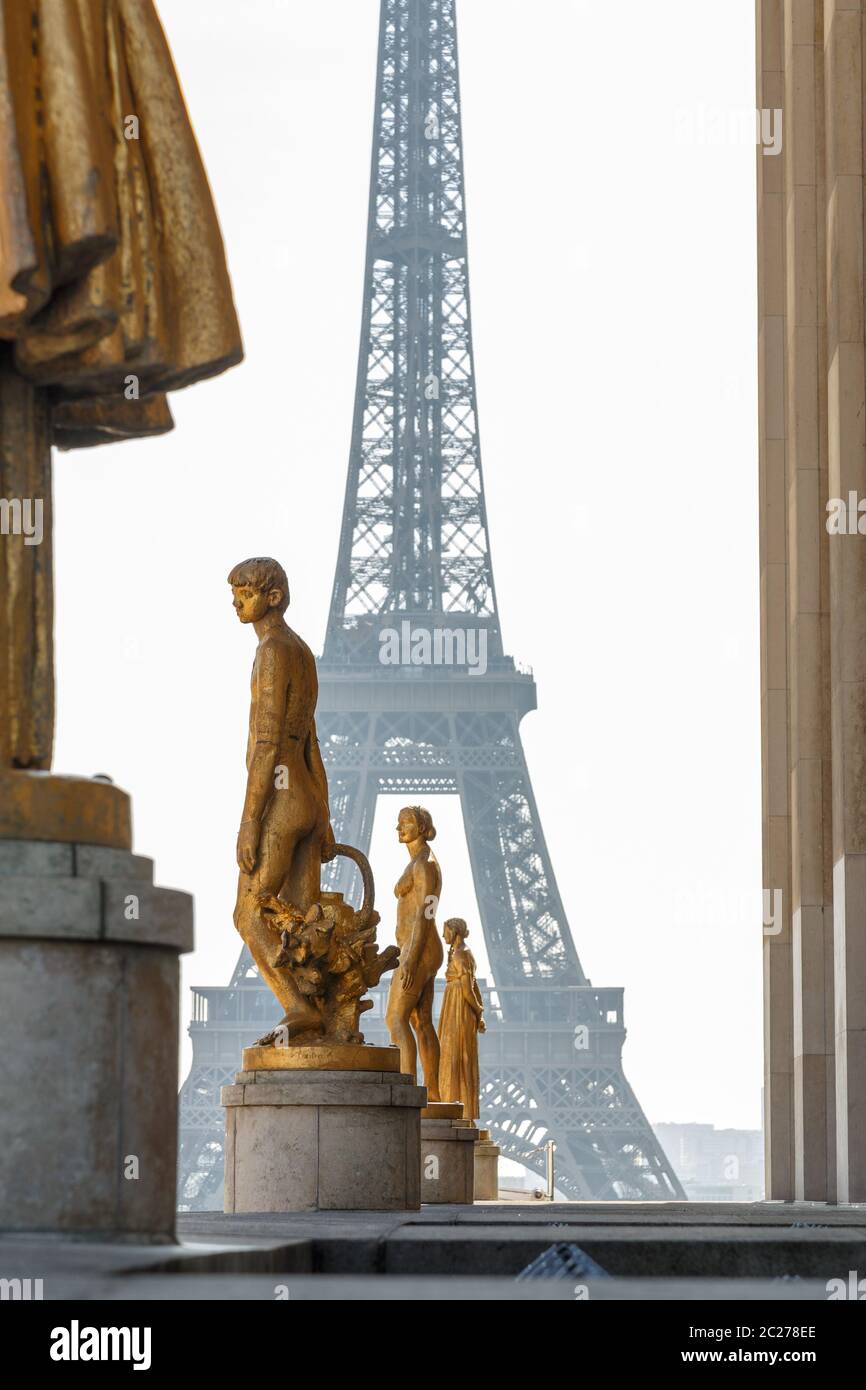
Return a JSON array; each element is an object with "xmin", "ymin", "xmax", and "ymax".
[
  {"xmin": 385, "ymin": 806, "xmax": 443, "ymax": 1096},
  {"xmin": 229, "ymin": 558, "xmax": 398, "ymax": 1047},
  {"xmin": 257, "ymin": 843, "xmax": 398, "ymax": 1045},
  {"xmin": 1, "ymin": 0, "xmax": 242, "ymax": 785},
  {"xmin": 438, "ymin": 918, "xmax": 486, "ymax": 1122}
]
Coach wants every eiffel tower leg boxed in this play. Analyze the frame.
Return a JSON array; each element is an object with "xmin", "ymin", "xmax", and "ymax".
[
  {"xmin": 455, "ymin": 713, "xmax": 582, "ymax": 985},
  {"xmin": 178, "ymin": 1062, "xmax": 240, "ymax": 1210},
  {"xmin": 480, "ymin": 1061, "xmax": 685, "ymax": 1201},
  {"xmin": 456, "ymin": 714, "xmax": 685, "ymax": 1200}
]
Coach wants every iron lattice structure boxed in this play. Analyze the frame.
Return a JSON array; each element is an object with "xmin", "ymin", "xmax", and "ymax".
[{"xmin": 178, "ymin": 0, "xmax": 683, "ymax": 1207}]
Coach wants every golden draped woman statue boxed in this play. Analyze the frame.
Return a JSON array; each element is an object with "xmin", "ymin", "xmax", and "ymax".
[
  {"xmin": 0, "ymin": 0, "xmax": 242, "ymax": 772},
  {"xmin": 438, "ymin": 917, "xmax": 485, "ymax": 1121}
]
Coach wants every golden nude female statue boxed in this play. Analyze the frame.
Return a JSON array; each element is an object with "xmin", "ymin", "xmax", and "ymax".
[
  {"xmin": 385, "ymin": 806, "xmax": 443, "ymax": 1095},
  {"xmin": 438, "ymin": 918, "xmax": 486, "ymax": 1121}
]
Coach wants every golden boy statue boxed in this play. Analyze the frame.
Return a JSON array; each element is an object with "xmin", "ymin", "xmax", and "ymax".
[{"xmin": 229, "ymin": 557, "xmax": 333, "ymax": 1019}]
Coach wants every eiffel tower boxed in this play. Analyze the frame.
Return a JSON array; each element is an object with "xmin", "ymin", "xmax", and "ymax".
[{"xmin": 178, "ymin": 0, "xmax": 683, "ymax": 1207}]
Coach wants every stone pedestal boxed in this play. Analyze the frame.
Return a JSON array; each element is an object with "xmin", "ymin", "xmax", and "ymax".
[
  {"xmin": 0, "ymin": 835, "xmax": 193, "ymax": 1238},
  {"xmin": 473, "ymin": 1128, "xmax": 500, "ymax": 1200},
  {"xmin": 420, "ymin": 1101, "xmax": 478, "ymax": 1204},
  {"xmin": 222, "ymin": 1049, "xmax": 425, "ymax": 1212}
]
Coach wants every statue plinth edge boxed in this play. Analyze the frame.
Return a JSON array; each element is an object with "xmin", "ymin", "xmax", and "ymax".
[{"xmin": 241, "ymin": 1043, "xmax": 402, "ymax": 1072}]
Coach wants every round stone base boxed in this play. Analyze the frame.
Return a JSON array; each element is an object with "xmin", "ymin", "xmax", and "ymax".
[
  {"xmin": 420, "ymin": 1115, "xmax": 479, "ymax": 1204},
  {"xmin": 222, "ymin": 1067, "xmax": 425, "ymax": 1212}
]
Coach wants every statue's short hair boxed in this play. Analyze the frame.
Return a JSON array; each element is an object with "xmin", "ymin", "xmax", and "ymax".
[
  {"xmin": 228, "ymin": 557, "xmax": 290, "ymax": 613},
  {"xmin": 403, "ymin": 805, "xmax": 436, "ymax": 841}
]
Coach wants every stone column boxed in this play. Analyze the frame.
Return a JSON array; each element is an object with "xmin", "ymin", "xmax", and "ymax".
[
  {"xmin": 824, "ymin": 0, "xmax": 866, "ymax": 1203},
  {"xmin": 758, "ymin": 0, "xmax": 795, "ymax": 1200},
  {"xmin": 783, "ymin": 0, "xmax": 835, "ymax": 1202},
  {"xmin": 757, "ymin": 0, "xmax": 866, "ymax": 1201}
]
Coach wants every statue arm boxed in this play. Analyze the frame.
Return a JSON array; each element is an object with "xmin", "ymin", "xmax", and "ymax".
[
  {"xmin": 472, "ymin": 977, "xmax": 484, "ymax": 1013},
  {"xmin": 242, "ymin": 641, "xmax": 288, "ymax": 826},
  {"xmin": 456, "ymin": 951, "xmax": 484, "ymax": 1023},
  {"xmin": 400, "ymin": 861, "xmax": 435, "ymax": 988},
  {"xmin": 306, "ymin": 719, "xmax": 332, "ymax": 818},
  {"xmin": 304, "ymin": 720, "xmax": 334, "ymax": 860},
  {"xmin": 459, "ymin": 971, "xmax": 483, "ymax": 1019}
]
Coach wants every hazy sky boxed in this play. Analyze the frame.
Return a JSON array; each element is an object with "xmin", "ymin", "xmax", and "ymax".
[{"xmin": 53, "ymin": 0, "xmax": 762, "ymax": 1130}]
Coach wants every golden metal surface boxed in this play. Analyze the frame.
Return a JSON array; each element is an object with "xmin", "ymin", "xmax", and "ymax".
[
  {"xmin": 0, "ymin": 1, "xmax": 242, "ymax": 772},
  {"xmin": 242, "ymin": 1044, "xmax": 402, "ymax": 1074},
  {"xmin": 437, "ymin": 918, "xmax": 486, "ymax": 1122},
  {"xmin": 0, "ymin": 364, "xmax": 53, "ymax": 767},
  {"xmin": 229, "ymin": 559, "xmax": 399, "ymax": 1054},
  {"xmin": 0, "ymin": 0, "xmax": 243, "ymax": 428},
  {"xmin": 255, "ymin": 875, "xmax": 399, "ymax": 1046},
  {"xmin": 385, "ymin": 807, "xmax": 443, "ymax": 1096},
  {"xmin": 0, "ymin": 771, "xmax": 132, "ymax": 847}
]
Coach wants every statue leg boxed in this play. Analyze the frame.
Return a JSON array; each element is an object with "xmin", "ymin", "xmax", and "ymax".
[
  {"xmin": 385, "ymin": 971, "xmax": 419, "ymax": 1082},
  {"xmin": 282, "ymin": 825, "xmax": 323, "ymax": 914},
  {"xmin": 233, "ymin": 863, "xmax": 296, "ymax": 1013},
  {"xmin": 411, "ymin": 975, "xmax": 441, "ymax": 1101},
  {"xmin": 233, "ymin": 798, "xmax": 302, "ymax": 1013}
]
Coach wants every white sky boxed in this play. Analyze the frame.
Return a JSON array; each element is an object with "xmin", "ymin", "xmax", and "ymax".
[{"xmin": 53, "ymin": 0, "xmax": 762, "ymax": 1130}]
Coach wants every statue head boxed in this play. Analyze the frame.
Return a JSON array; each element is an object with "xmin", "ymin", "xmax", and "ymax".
[
  {"xmin": 444, "ymin": 917, "xmax": 468, "ymax": 946},
  {"xmin": 397, "ymin": 805, "xmax": 436, "ymax": 845},
  {"xmin": 228, "ymin": 556, "xmax": 290, "ymax": 624}
]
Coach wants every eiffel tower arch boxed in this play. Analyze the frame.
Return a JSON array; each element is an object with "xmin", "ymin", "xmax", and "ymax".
[{"xmin": 178, "ymin": 0, "xmax": 683, "ymax": 1206}]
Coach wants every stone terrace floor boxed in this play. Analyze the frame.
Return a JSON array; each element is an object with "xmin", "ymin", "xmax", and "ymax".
[{"xmin": 2, "ymin": 1201, "xmax": 866, "ymax": 1300}]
